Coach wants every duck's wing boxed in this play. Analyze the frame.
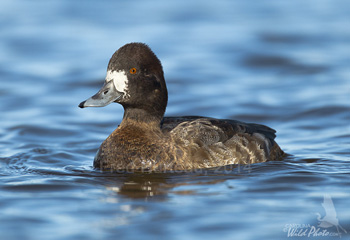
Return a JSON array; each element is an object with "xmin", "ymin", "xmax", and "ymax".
[
  {"xmin": 161, "ymin": 116, "xmax": 206, "ymax": 132},
  {"xmin": 161, "ymin": 116, "xmax": 283, "ymax": 164},
  {"xmin": 161, "ymin": 116, "xmax": 277, "ymax": 144}
]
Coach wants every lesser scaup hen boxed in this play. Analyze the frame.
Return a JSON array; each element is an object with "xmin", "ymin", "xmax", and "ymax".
[{"xmin": 79, "ymin": 43, "xmax": 285, "ymax": 171}]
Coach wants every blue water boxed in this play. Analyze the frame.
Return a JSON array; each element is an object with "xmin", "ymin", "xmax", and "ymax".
[{"xmin": 1, "ymin": 0, "xmax": 349, "ymax": 239}]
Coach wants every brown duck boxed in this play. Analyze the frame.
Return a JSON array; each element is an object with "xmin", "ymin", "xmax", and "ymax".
[{"xmin": 79, "ymin": 43, "xmax": 284, "ymax": 171}]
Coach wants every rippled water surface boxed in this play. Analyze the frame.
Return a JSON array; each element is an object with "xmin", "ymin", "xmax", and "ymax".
[{"xmin": 1, "ymin": 0, "xmax": 349, "ymax": 239}]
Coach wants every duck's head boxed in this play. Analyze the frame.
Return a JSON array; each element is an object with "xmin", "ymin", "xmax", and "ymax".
[{"xmin": 79, "ymin": 43, "xmax": 168, "ymax": 122}]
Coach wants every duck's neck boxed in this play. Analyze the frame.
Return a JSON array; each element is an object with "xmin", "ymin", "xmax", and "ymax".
[{"xmin": 120, "ymin": 107, "xmax": 163, "ymax": 128}]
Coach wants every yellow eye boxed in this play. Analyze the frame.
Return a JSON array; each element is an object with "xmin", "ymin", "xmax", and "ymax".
[{"xmin": 129, "ymin": 68, "xmax": 137, "ymax": 74}]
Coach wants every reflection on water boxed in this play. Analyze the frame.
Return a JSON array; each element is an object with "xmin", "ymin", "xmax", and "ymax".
[
  {"xmin": 105, "ymin": 169, "xmax": 242, "ymax": 199},
  {"xmin": 1, "ymin": 0, "xmax": 350, "ymax": 239}
]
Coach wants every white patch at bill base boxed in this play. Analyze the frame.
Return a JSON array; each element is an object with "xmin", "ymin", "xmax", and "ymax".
[{"xmin": 105, "ymin": 70, "xmax": 128, "ymax": 93}]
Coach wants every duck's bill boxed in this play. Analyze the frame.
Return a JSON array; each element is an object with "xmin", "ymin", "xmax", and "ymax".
[{"xmin": 79, "ymin": 80, "xmax": 123, "ymax": 108}]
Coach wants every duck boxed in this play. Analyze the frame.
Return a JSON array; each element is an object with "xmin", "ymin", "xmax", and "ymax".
[{"xmin": 79, "ymin": 42, "xmax": 285, "ymax": 171}]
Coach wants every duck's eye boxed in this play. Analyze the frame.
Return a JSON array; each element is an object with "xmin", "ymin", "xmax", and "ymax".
[{"xmin": 129, "ymin": 68, "xmax": 137, "ymax": 74}]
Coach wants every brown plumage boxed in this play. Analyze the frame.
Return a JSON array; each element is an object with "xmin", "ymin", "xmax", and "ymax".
[{"xmin": 79, "ymin": 43, "xmax": 285, "ymax": 172}]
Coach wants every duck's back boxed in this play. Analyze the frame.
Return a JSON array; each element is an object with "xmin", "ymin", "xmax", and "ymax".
[{"xmin": 161, "ymin": 116, "xmax": 284, "ymax": 168}]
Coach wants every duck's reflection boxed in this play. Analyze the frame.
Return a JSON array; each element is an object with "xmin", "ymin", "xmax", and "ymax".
[
  {"xmin": 107, "ymin": 173, "xmax": 170, "ymax": 199},
  {"xmin": 102, "ymin": 165, "xmax": 247, "ymax": 200}
]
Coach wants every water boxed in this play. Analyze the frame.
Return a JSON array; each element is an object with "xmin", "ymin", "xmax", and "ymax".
[{"xmin": 1, "ymin": 0, "xmax": 349, "ymax": 239}]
